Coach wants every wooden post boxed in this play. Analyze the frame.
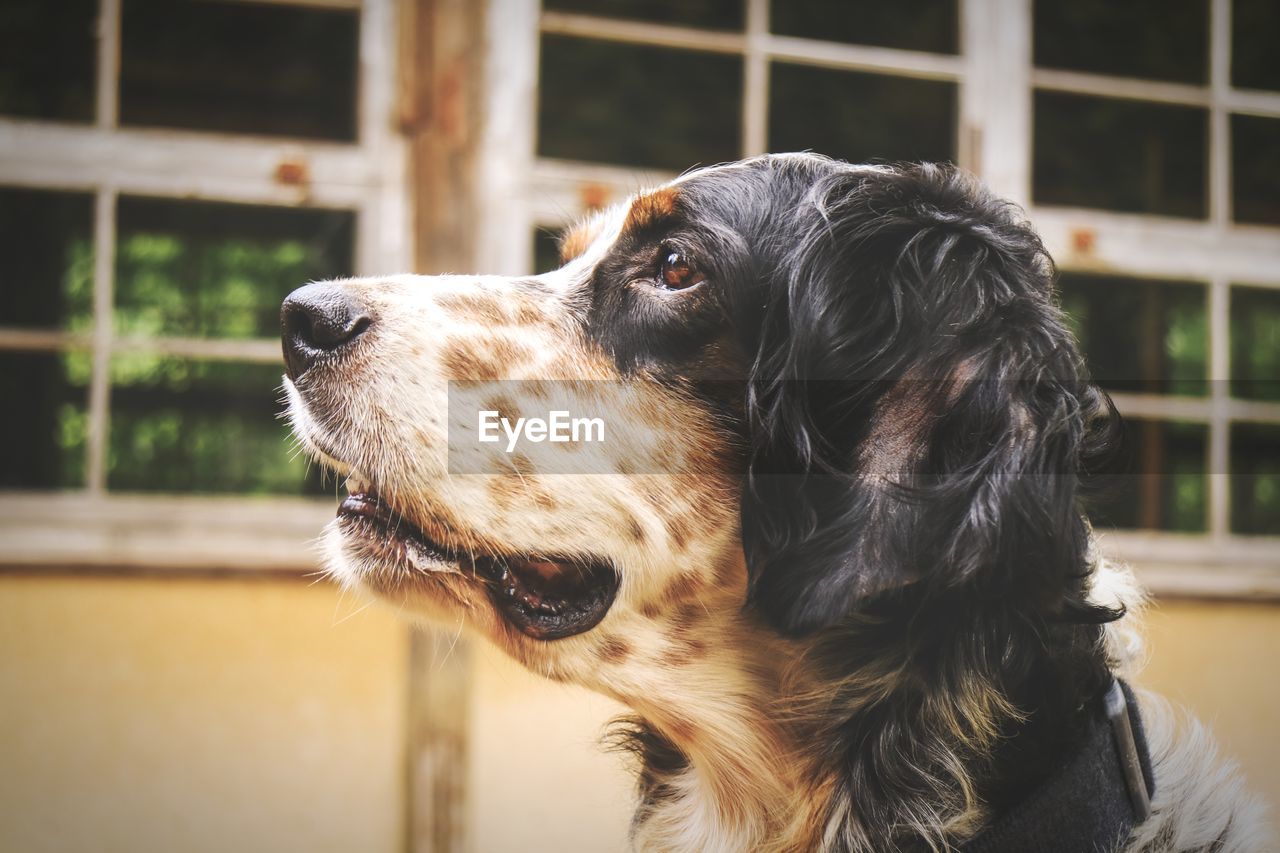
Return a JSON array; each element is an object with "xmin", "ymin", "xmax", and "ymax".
[
  {"xmin": 398, "ymin": 1, "xmax": 489, "ymax": 849},
  {"xmin": 407, "ymin": 626, "xmax": 472, "ymax": 853}
]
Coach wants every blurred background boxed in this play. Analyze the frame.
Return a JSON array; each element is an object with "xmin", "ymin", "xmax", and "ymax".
[{"xmin": 0, "ymin": 0, "xmax": 1276, "ymax": 851}]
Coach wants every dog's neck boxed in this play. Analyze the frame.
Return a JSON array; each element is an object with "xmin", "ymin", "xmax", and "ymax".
[
  {"xmin": 594, "ymin": 591, "xmax": 1111, "ymax": 853},
  {"xmin": 599, "ymin": 609, "xmax": 825, "ymax": 853}
]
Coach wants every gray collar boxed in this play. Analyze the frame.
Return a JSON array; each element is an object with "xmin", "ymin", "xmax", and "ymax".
[{"xmin": 961, "ymin": 680, "xmax": 1155, "ymax": 853}]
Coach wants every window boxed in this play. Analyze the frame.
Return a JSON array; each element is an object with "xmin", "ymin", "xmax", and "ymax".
[
  {"xmin": 1231, "ymin": 114, "xmax": 1280, "ymax": 226},
  {"xmin": 3, "ymin": 0, "xmax": 1276, "ymax": 580},
  {"xmin": 119, "ymin": 0, "xmax": 360, "ymax": 141},
  {"xmin": 771, "ymin": 0, "xmax": 958, "ymax": 54},
  {"xmin": 476, "ymin": 0, "xmax": 1280, "ymax": 588},
  {"xmin": 0, "ymin": 0, "xmax": 408, "ymax": 567},
  {"xmin": 1228, "ymin": 290, "xmax": 1280, "ymax": 537},
  {"xmin": 0, "ymin": 350, "xmax": 90, "ymax": 489},
  {"xmin": 769, "ymin": 66, "xmax": 956, "ymax": 165},
  {"xmin": 1061, "ymin": 273, "xmax": 1210, "ymax": 531},
  {"xmin": 1033, "ymin": 0, "xmax": 1208, "ymax": 85},
  {"xmin": 545, "ymin": 0, "xmax": 743, "ymax": 31},
  {"xmin": 0, "ymin": 0, "xmax": 98, "ymax": 123},
  {"xmin": 537, "ymin": 34, "xmax": 742, "ymax": 171},
  {"xmin": 534, "ymin": 0, "xmax": 963, "ymax": 176},
  {"xmin": 1033, "ymin": 91, "xmax": 1208, "ymax": 218},
  {"xmin": 1, "ymin": 187, "xmax": 94, "ymax": 332},
  {"xmin": 1231, "ymin": 0, "xmax": 1280, "ymax": 92},
  {"xmin": 1026, "ymin": 0, "xmax": 1280, "ymax": 560}
]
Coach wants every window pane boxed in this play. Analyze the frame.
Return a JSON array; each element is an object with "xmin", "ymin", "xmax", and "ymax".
[
  {"xmin": 1232, "ymin": 0, "xmax": 1280, "ymax": 91},
  {"xmin": 0, "ymin": 0, "xmax": 96, "ymax": 122},
  {"xmin": 769, "ymin": 65, "xmax": 956, "ymax": 164},
  {"xmin": 1231, "ymin": 114, "xmax": 1280, "ymax": 226},
  {"xmin": 115, "ymin": 197, "xmax": 355, "ymax": 340},
  {"xmin": 1059, "ymin": 274, "xmax": 1207, "ymax": 396},
  {"xmin": 119, "ymin": 0, "xmax": 358, "ymax": 141},
  {"xmin": 1033, "ymin": 91, "xmax": 1207, "ymax": 217},
  {"xmin": 534, "ymin": 229, "xmax": 562, "ymax": 275},
  {"xmin": 107, "ymin": 356, "xmax": 324, "ymax": 495},
  {"xmin": 1231, "ymin": 424, "xmax": 1280, "ymax": 536},
  {"xmin": 538, "ymin": 34, "xmax": 742, "ymax": 171},
  {"xmin": 0, "ymin": 351, "xmax": 89, "ymax": 489},
  {"xmin": 0, "ymin": 188, "xmax": 94, "ymax": 331},
  {"xmin": 771, "ymin": 0, "xmax": 957, "ymax": 54},
  {"xmin": 1088, "ymin": 418, "xmax": 1207, "ymax": 533},
  {"xmin": 1230, "ymin": 286, "xmax": 1280, "ymax": 402},
  {"xmin": 1034, "ymin": 0, "xmax": 1207, "ymax": 84},
  {"xmin": 544, "ymin": 0, "xmax": 743, "ymax": 30}
]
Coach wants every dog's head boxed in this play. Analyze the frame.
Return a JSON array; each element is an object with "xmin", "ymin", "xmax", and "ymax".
[{"xmin": 282, "ymin": 154, "xmax": 1115, "ymax": 688}]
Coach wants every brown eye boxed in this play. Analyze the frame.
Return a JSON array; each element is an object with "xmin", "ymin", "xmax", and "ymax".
[{"xmin": 659, "ymin": 249, "xmax": 706, "ymax": 290}]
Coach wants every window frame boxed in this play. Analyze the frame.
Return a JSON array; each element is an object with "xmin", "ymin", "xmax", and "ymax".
[
  {"xmin": 2, "ymin": 0, "xmax": 1276, "ymax": 590},
  {"xmin": 475, "ymin": 0, "xmax": 1280, "ymax": 596},
  {"xmin": 0, "ymin": 0, "xmax": 409, "ymax": 571}
]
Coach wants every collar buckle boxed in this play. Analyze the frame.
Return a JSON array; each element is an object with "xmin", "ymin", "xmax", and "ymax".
[{"xmin": 1104, "ymin": 679, "xmax": 1153, "ymax": 822}]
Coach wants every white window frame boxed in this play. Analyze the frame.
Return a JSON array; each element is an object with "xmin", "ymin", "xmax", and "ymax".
[
  {"xmin": 0, "ymin": 0, "xmax": 410, "ymax": 572},
  {"xmin": 475, "ymin": 0, "xmax": 1280, "ymax": 597}
]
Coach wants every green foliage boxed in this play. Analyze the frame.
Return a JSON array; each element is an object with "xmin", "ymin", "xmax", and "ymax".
[
  {"xmin": 62, "ymin": 237, "xmax": 94, "ymax": 332},
  {"xmin": 1231, "ymin": 286, "xmax": 1280, "ymax": 402},
  {"xmin": 114, "ymin": 231, "xmax": 321, "ymax": 339},
  {"xmin": 106, "ymin": 354, "xmax": 325, "ymax": 495},
  {"xmin": 1059, "ymin": 274, "xmax": 1208, "ymax": 397}
]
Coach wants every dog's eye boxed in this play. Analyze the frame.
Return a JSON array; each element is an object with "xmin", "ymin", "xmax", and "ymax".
[{"xmin": 658, "ymin": 249, "xmax": 706, "ymax": 290}]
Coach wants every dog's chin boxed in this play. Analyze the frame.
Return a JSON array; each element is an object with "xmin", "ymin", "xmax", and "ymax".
[{"xmin": 321, "ymin": 486, "xmax": 620, "ymax": 641}]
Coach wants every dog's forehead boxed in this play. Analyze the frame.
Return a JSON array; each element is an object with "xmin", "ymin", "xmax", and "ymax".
[
  {"xmin": 551, "ymin": 182, "xmax": 681, "ymax": 272},
  {"xmin": 551, "ymin": 154, "xmax": 837, "ymax": 279}
]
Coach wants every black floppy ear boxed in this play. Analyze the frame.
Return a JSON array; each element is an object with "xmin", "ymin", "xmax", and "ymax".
[{"xmin": 740, "ymin": 164, "xmax": 1113, "ymax": 635}]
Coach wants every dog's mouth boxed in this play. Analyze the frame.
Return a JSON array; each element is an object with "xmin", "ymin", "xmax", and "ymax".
[{"xmin": 336, "ymin": 486, "xmax": 619, "ymax": 640}]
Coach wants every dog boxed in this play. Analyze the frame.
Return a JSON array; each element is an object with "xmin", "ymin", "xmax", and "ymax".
[{"xmin": 281, "ymin": 154, "xmax": 1269, "ymax": 852}]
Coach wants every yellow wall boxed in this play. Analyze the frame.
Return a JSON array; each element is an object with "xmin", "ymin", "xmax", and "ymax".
[
  {"xmin": 1, "ymin": 577, "xmax": 1275, "ymax": 853},
  {"xmin": 1137, "ymin": 599, "xmax": 1280, "ymax": 811},
  {"xmin": 466, "ymin": 642, "xmax": 634, "ymax": 853},
  {"xmin": 0, "ymin": 576, "xmax": 409, "ymax": 853}
]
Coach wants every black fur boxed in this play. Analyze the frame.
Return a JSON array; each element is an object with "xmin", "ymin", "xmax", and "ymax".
[
  {"xmin": 722, "ymin": 160, "xmax": 1119, "ymax": 634},
  {"xmin": 586, "ymin": 155, "xmax": 1127, "ymax": 848}
]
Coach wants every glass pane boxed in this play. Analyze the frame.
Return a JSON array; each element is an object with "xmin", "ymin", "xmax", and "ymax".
[
  {"xmin": 0, "ymin": 0, "xmax": 96, "ymax": 122},
  {"xmin": 538, "ymin": 34, "xmax": 742, "ymax": 171},
  {"xmin": 107, "ymin": 355, "xmax": 325, "ymax": 495},
  {"xmin": 1232, "ymin": 0, "xmax": 1280, "ymax": 91},
  {"xmin": 1088, "ymin": 418, "xmax": 1207, "ymax": 533},
  {"xmin": 533, "ymin": 228, "xmax": 562, "ymax": 275},
  {"xmin": 0, "ymin": 187, "xmax": 94, "ymax": 331},
  {"xmin": 769, "ymin": 65, "xmax": 956, "ymax": 164},
  {"xmin": 772, "ymin": 0, "xmax": 957, "ymax": 54},
  {"xmin": 0, "ymin": 351, "xmax": 89, "ymax": 489},
  {"xmin": 1059, "ymin": 273, "xmax": 1207, "ymax": 396},
  {"xmin": 1231, "ymin": 424, "xmax": 1280, "ymax": 536},
  {"xmin": 119, "ymin": 0, "xmax": 358, "ymax": 141},
  {"xmin": 1231, "ymin": 114, "xmax": 1280, "ymax": 226},
  {"xmin": 544, "ymin": 0, "xmax": 743, "ymax": 30},
  {"xmin": 115, "ymin": 197, "xmax": 355, "ymax": 340},
  {"xmin": 1033, "ymin": 91, "xmax": 1208, "ymax": 217},
  {"xmin": 1230, "ymin": 286, "xmax": 1280, "ymax": 402},
  {"xmin": 1034, "ymin": 0, "xmax": 1207, "ymax": 84}
]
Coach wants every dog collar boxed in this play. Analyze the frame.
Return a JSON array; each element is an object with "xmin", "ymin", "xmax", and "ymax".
[{"xmin": 961, "ymin": 679, "xmax": 1155, "ymax": 853}]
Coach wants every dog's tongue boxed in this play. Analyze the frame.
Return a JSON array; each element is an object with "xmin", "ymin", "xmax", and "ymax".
[{"xmin": 473, "ymin": 555, "xmax": 619, "ymax": 640}]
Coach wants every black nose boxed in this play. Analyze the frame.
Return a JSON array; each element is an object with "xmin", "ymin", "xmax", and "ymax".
[{"xmin": 281, "ymin": 283, "xmax": 372, "ymax": 379}]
